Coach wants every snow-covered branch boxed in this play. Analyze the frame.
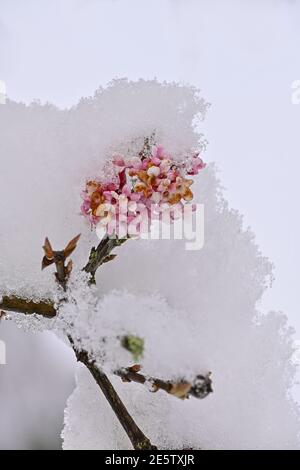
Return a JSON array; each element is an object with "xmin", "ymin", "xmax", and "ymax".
[
  {"xmin": 0, "ymin": 232, "xmax": 212, "ymax": 449},
  {"xmin": 116, "ymin": 365, "xmax": 213, "ymax": 400},
  {"xmin": 0, "ymin": 295, "xmax": 56, "ymax": 318},
  {"xmin": 72, "ymin": 345, "xmax": 157, "ymax": 449},
  {"xmin": 1, "ymin": 293, "xmax": 212, "ymax": 401}
]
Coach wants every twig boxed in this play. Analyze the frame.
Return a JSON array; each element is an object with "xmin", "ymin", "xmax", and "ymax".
[
  {"xmin": 0, "ymin": 293, "xmax": 213, "ymax": 401},
  {"xmin": 116, "ymin": 365, "xmax": 213, "ymax": 400},
  {"xmin": 42, "ymin": 235, "xmax": 81, "ymax": 291},
  {"xmin": 83, "ymin": 235, "xmax": 127, "ymax": 284},
  {"xmin": 0, "ymin": 295, "xmax": 56, "ymax": 318},
  {"xmin": 43, "ymin": 236, "xmax": 156, "ymax": 450},
  {"xmin": 1, "ymin": 234, "xmax": 213, "ymax": 450},
  {"xmin": 73, "ymin": 346, "xmax": 156, "ymax": 450},
  {"xmin": 0, "ymin": 236, "xmax": 127, "ymax": 316}
]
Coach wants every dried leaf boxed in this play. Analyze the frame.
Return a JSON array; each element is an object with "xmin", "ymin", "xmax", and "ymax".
[
  {"xmin": 41, "ymin": 256, "xmax": 55, "ymax": 270},
  {"xmin": 64, "ymin": 234, "xmax": 81, "ymax": 258},
  {"xmin": 102, "ymin": 254, "xmax": 117, "ymax": 264},
  {"xmin": 43, "ymin": 237, "xmax": 54, "ymax": 260}
]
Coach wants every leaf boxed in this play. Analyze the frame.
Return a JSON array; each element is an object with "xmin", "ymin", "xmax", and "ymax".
[
  {"xmin": 101, "ymin": 254, "xmax": 117, "ymax": 265},
  {"xmin": 64, "ymin": 234, "xmax": 81, "ymax": 258},
  {"xmin": 41, "ymin": 256, "xmax": 55, "ymax": 270},
  {"xmin": 122, "ymin": 335, "xmax": 144, "ymax": 361},
  {"xmin": 43, "ymin": 237, "xmax": 54, "ymax": 260},
  {"xmin": 42, "ymin": 237, "xmax": 55, "ymax": 270}
]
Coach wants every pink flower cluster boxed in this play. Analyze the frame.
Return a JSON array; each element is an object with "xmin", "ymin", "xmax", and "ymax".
[{"xmin": 80, "ymin": 145, "xmax": 205, "ymax": 237}]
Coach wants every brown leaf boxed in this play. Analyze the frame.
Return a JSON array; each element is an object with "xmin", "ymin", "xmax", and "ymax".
[
  {"xmin": 43, "ymin": 237, "xmax": 54, "ymax": 260},
  {"xmin": 102, "ymin": 254, "xmax": 117, "ymax": 264},
  {"xmin": 64, "ymin": 234, "xmax": 81, "ymax": 259},
  {"xmin": 41, "ymin": 256, "xmax": 55, "ymax": 270}
]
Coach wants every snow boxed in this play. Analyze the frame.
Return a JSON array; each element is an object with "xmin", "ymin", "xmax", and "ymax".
[
  {"xmin": 0, "ymin": 79, "xmax": 299, "ymax": 449},
  {"xmin": 61, "ymin": 168, "xmax": 300, "ymax": 449},
  {"xmin": 0, "ymin": 79, "xmax": 208, "ymax": 301}
]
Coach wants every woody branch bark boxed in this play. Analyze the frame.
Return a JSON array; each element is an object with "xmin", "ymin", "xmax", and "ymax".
[
  {"xmin": 0, "ymin": 295, "xmax": 56, "ymax": 318},
  {"xmin": 0, "ymin": 293, "xmax": 213, "ymax": 401},
  {"xmin": 116, "ymin": 365, "xmax": 213, "ymax": 400},
  {"xmin": 71, "ymin": 345, "xmax": 156, "ymax": 450},
  {"xmin": 1, "ymin": 235, "xmax": 213, "ymax": 448},
  {"xmin": 41, "ymin": 234, "xmax": 156, "ymax": 450},
  {"xmin": 0, "ymin": 236, "xmax": 126, "ymax": 316}
]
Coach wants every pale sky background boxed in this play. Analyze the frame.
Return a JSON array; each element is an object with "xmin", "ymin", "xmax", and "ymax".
[{"xmin": 0, "ymin": 0, "xmax": 300, "ymax": 447}]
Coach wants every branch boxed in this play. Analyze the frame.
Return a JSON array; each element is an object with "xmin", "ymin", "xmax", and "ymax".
[
  {"xmin": 0, "ymin": 293, "xmax": 213, "ymax": 401},
  {"xmin": 42, "ymin": 234, "xmax": 81, "ymax": 290},
  {"xmin": 41, "ymin": 236, "xmax": 156, "ymax": 450},
  {"xmin": 116, "ymin": 365, "xmax": 213, "ymax": 400},
  {"xmin": 0, "ymin": 236, "xmax": 127, "ymax": 317},
  {"xmin": 83, "ymin": 235, "xmax": 128, "ymax": 284},
  {"xmin": 0, "ymin": 295, "xmax": 56, "ymax": 318},
  {"xmin": 0, "ymin": 296, "xmax": 212, "ymax": 399},
  {"xmin": 2, "ymin": 234, "xmax": 212, "ymax": 449},
  {"xmin": 73, "ymin": 346, "xmax": 156, "ymax": 450}
]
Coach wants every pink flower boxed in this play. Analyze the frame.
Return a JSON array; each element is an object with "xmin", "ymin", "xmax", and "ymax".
[
  {"xmin": 187, "ymin": 155, "xmax": 206, "ymax": 175},
  {"xmin": 127, "ymin": 157, "xmax": 143, "ymax": 169},
  {"xmin": 112, "ymin": 155, "xmax": 125, "ymax": 167},
  {"xmin": 129, "ymin": 192, "xmax": 141, "ymax": 202},
  {"xmin": 152, "ymin": 145, "xmax": 165, "ymax": 160},
  {"xmin": 80, "ymin": 143, "xmax": 205, "ymax": 238},
  {"xmin": 81, "ymin": 200, "xmax": 91, "ymax": 214},
  {"xmin": 121, "ymin": 184, "xmax": 132, "ymax": 197}
]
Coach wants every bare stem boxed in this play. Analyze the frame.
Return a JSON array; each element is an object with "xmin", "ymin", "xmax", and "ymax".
[
  {"xmin": 83, "ymin": 235, "xmax": 127, "ymax": 284},
  {"xmin": 42, "ymin": 236, "xmax": 156, "ymax": 450},
  {"xmin": 73, "ymin": 346, "xmax": 156, "ymax": 450},
  {"xmin": 1, "ymin": 234, "xmax": 212, "ymax": 450},
  {"xmin": 0, "ymin": 295, "xmax": 56, "ymax": 318},
  {"xmin": 0, "ymin": 294, "xmax": 212, "ymax": 400},
  {"xmin": 116, "ymin": 366, "xmax": 213, "ymax": 400}
]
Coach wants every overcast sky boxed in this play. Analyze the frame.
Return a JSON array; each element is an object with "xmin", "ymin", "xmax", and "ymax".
[{"xmin": 0, "ymin": 0, "xmax": 299, "ymax": 332}]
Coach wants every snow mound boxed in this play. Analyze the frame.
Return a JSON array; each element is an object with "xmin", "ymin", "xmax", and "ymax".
[{"xmin": 0, "ymin": 80, "xmax": 299, "ymax": 449}]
